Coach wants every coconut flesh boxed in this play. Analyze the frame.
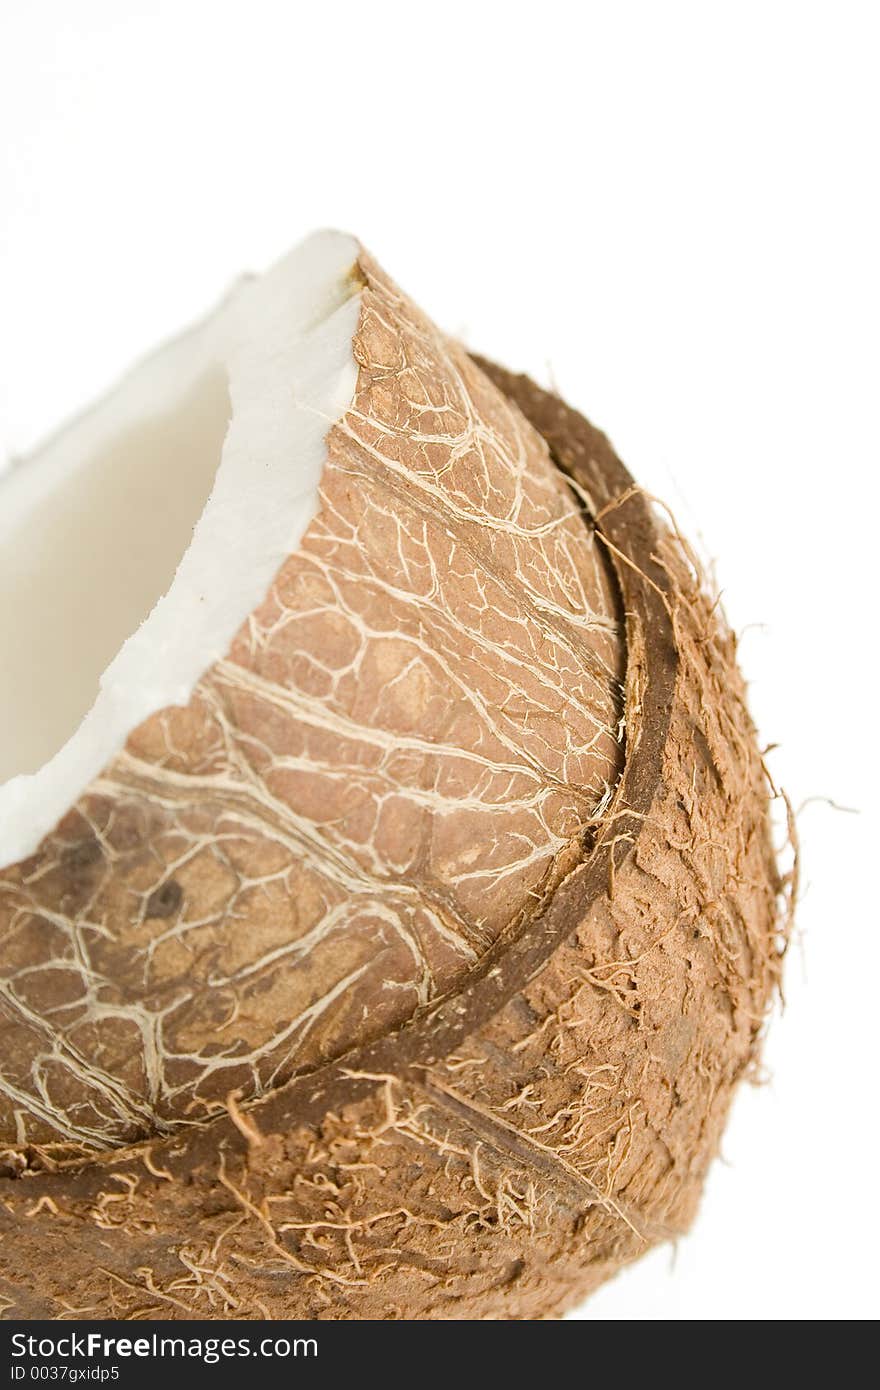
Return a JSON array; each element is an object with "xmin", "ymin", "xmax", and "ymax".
[
  {"xmin": 0, "ymin": 234, "xmax": 785, "ymax": 1319},
  {"xmin": 0, "ymin": 232, "xmax": 361, "ymax": 864}
]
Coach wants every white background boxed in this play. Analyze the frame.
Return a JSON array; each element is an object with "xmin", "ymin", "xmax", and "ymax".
[{"xmin": 1, "ymin": 2, "xmax": 877, "ymax": 1320}]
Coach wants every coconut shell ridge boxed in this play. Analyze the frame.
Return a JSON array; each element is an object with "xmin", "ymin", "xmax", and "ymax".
[{"xmin": 0, "ymin": 364, "xmax": 787, "ymax": 1321}]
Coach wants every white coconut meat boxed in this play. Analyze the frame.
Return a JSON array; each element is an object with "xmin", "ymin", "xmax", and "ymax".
[{"xmin": 0, "ymin": 230, "xmax": 362, "ymax": 869}]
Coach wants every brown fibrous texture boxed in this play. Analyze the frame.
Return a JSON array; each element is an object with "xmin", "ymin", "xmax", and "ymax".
[{"xmin": 0, "ymin": 254, "xmax": 790, "ymax": 1319}]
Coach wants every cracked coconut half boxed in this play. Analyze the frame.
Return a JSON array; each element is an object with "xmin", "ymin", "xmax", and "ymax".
[{"xmin": 0, "ymin": 232, "xmax": 789, "ymax": 1319}]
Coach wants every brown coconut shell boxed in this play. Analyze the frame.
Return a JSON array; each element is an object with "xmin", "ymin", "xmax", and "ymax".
[
  {"xmin": 0, "ymin": 253, "xmax": 627, "ymax": 1152},
  {"xmin": 0, "ymin": 358, "xmax": 786, "ymax": 1321}
]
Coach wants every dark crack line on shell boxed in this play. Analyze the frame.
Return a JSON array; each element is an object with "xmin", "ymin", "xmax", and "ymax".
[{"xmin": 405, "ymin": 1070, "xmax": 661, "ymax": 1243}]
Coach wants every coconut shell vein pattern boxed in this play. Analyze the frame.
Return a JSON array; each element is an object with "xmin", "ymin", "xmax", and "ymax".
[{"xmin": 0, "ymin": 252, "xmax": 624, "ymax": 1150}]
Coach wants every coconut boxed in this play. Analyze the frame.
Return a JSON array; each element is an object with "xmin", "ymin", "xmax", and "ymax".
[{"xmin": 0, "ymin": 233, "xmax": 788, "ymax": 1319}]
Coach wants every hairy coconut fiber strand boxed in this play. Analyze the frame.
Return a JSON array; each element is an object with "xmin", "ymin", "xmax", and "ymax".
[{"xmin": 0, "ymin": 252, "xmax": 788, "ymax": 1320}]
